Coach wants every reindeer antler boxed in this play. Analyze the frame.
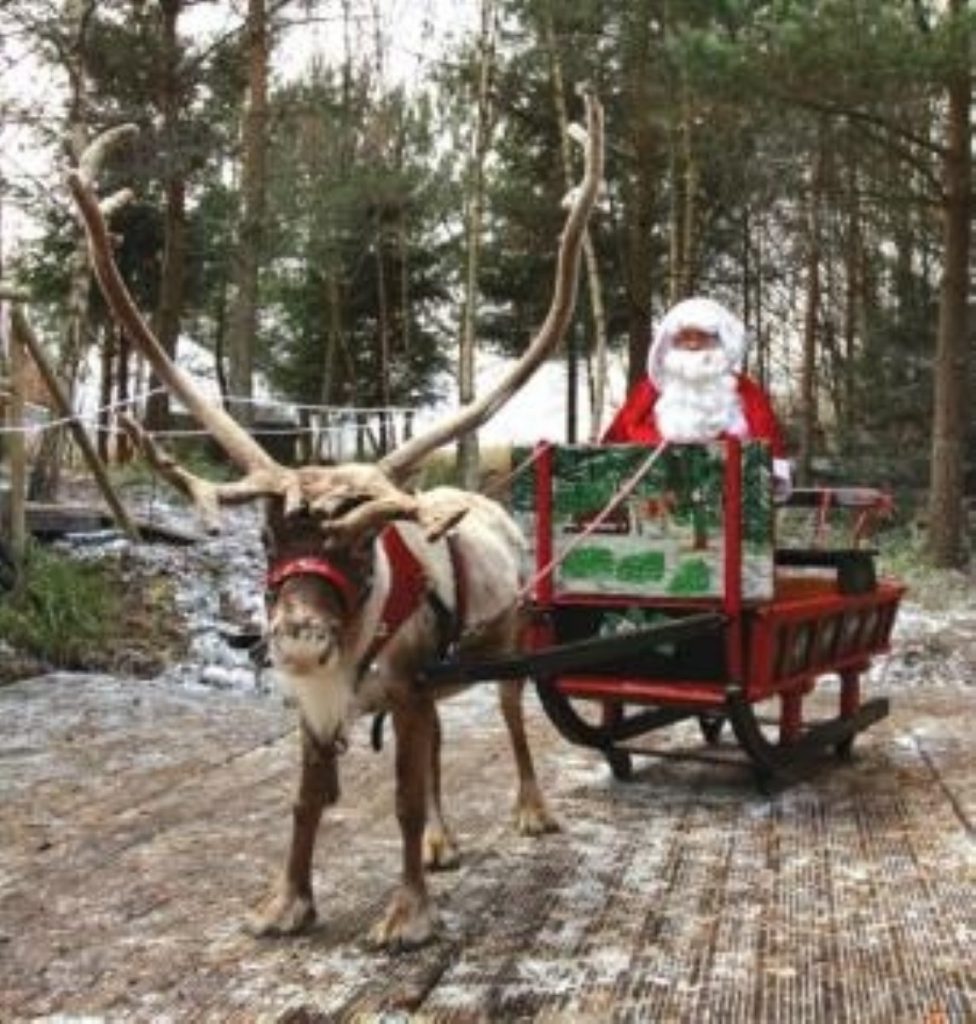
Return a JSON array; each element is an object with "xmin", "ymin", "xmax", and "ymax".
[
  {"xmin": 69, "ymin": 128, "xmax": 305, "ymax": 530},
  {"xmin": 71, "ymin": 92, "xmax": 604, "ymax": 542},
  {"xmin": 68, "ymin": 136, "xmax": 292, "ymax": 490},
  {"xmin": 377, "ymin": 90, "xmax": 605, "ymax": 482}
]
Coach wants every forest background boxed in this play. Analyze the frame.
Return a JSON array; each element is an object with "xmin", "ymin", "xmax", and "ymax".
[{"xmin": 0, "ymin": 0, "xmax": 972, "ymax": 567}]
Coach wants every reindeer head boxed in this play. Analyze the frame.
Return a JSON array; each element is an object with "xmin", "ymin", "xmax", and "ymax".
[{"xmin": 67, "ymin": 93, "xmax": 604, "ymax": 671}]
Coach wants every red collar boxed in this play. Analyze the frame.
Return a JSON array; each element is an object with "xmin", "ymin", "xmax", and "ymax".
[{"xmin": 266, "ymin": 556, "xmax": 359, "ymax": 614}]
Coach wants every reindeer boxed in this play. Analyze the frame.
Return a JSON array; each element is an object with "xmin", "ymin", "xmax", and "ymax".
[{"xmin": 66, "ymin": 94, "xmax": 603, "ymax": 949}]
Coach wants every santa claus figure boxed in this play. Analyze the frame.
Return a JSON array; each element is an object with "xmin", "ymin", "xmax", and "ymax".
[{"xmin": 603, "ymin": 296, "xmax": 791, "ymax": 490}]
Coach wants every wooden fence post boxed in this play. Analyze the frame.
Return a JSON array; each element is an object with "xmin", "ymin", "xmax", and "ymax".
[
  {"xmin": 10, "ymin": 304, "xmax": 139, "ymax": 541},
  {"xmin": 7, "ymin": 317, "xmax": 28, "ymax": 580}
]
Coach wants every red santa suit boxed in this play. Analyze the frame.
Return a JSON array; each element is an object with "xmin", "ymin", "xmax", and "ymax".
[
  {"xmin": 602, "ymin": 296, "xmax": 790, "ymax": 485},
  {"xmin": 603, "ymin": 373, "xmax": 786, "ymax": 456}
]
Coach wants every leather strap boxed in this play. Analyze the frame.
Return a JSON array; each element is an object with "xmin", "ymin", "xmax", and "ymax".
[{"xmin": 266, "ymin": 556, "xmax": 358, "ymax": 613}]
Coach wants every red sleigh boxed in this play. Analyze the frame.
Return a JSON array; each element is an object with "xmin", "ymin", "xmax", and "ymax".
[{"xmin": 426, "ymin": 438, "xmax": 904, "ymax": 789}]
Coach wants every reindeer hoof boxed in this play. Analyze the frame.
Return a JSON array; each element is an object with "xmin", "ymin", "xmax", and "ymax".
[
  {"xmin": 515, "ymin": 801, "xmax": 560, "ymax": 837},
  {"xmin": 423, "ymin": 826, "xmax": 461, "ymax": 871},
  {"xmin": 245, "ymin": 887, "xmax": 317, "ymax": 937},
  {"xmin": 368, "ymin": 889, "xmax": 437, "ymax": 950}
]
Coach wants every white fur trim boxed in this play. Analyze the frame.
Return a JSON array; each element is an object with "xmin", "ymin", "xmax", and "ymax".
[{"xmin": 648, "ymin": 297, "xmax": 747, "ymax": 387}]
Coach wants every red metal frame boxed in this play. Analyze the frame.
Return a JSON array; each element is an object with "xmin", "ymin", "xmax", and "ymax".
[{"xmin": 723, "ymin": 438, "xmax": 744, "ymax": 689}]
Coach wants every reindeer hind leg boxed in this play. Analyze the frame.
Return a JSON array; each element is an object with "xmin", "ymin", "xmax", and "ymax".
[
  {"xmin": 499, "ymin": 678, "xmax": 559, "ymax": 836},
  {"xmin": 423, "ymin": 705, "xmax": 460, "ymax": 870}
]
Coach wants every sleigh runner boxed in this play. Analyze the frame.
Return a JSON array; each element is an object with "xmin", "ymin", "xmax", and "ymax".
[{"xmin": 425, "ymin": 438, "xmax": 904, "ymax": 787}]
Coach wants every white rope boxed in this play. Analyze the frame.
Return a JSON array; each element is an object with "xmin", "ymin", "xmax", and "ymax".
[
  {"xmin": 519, "ymin": 441, "xmax": 671, "ymax": 601},
  {"xmin": 0, "ymin": 385, "xmax": 168, "ymax": 436},
  {"xmin": 0, "ymin": 385, "xmax": 417, "ymax": 437}
]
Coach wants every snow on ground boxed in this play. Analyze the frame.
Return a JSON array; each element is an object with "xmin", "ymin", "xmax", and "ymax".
[
  {"xmin": 54, "ymin": 489, "xmax": 976, "ymax": 710},
  {"xmin": 7, "ymin": 493, "xmax": 974, "ymax": 1021}
]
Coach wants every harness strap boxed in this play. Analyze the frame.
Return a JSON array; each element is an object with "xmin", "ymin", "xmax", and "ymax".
[
  {"xmin": 364, "ymin": 530, "xmax": 469, "ymax": 753},
  {"xmin": 267, "ymin": 556, "xmax": 358, "ymax": 614},
  {"xmin": 426, "ymin": 532, "xmax": 467, "ymax": 658},
  {"xmin": 356, "ymin": 526, "xmax": 429, "ymax": 677},
  {"xmin": 446, "ymin": 532, "xmax": 468, "ymax": 635}
]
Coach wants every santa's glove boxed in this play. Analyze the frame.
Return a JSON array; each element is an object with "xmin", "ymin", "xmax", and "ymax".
[{"xmin": 772, "ymin": 458, "xmax": 793, "ymax": 504}]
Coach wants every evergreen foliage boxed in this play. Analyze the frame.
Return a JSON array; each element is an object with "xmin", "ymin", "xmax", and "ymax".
[
  {"xmin": 261, "ymin": 71, "xmax": 454, "ymax": 407},
  {"xmin": 0, "ymin": 0, "xmax": 971, "ymax": 561}
]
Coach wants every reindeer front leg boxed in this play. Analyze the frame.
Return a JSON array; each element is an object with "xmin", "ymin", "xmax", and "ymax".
[
  {"xmin": 246, "ymin": 719, "xmax": 339, "ymax": 937},
  {"xmin": 370, "ymin": 698, "xmax": 437, "ymax": 949}
]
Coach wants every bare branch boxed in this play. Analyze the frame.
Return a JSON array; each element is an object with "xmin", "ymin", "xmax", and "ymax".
[{"xmin": 773, "ymin": 90, "xmax": 948, "ymax": 162}]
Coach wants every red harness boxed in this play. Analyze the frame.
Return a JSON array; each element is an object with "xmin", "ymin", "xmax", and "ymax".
[{"xmin": 355, "ymin": 526, "xmax": 431, "ymax": 672}]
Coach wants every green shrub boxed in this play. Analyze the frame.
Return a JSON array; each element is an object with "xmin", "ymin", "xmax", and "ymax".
[{"xmin": 0, "ymin": 545, "xmax": 120, "ymax": 669}]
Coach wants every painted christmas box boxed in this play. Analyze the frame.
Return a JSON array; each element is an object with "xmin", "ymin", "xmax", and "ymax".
[{"xmin": 511, "ymin": 442, "xmax": 774, "ymax": 600}]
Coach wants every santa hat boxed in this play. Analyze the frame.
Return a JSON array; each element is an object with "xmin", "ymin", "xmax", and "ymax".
[{"xmin": 647, "ymin": 297, "xmax": 747, "ymax": 387}]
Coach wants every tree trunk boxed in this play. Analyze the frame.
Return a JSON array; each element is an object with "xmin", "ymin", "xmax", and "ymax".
[
  {"xmin": 146, "ymin": 175, "xmax": 186, "ymax": 427},
  {"xmin": 116, "ymin": 325, "xmax": 131, "ymax": 463},
  {"xmin": 146, "ymin": 0, "xmax": 187, "ymax": 432},
  {"xmin": 321, "ymin": 270, "xmax": 343, "ymax": 406},
  {"xmin": 797, "ymin": 127, "xmax": 825, "ymax": 486},
  {"xmin": 5, "ymin": 319, "xmax": 27, "ymax": 582},
  {"xmin": 927, "ymin": 0, "xmax": 972, "ymax": 567},
  {"xmin": 375, "ymin": 227, "xmax": 392, "ymax": 453},
  {"xmin": 622, "ymin": 8, "xmax": 656, "ymax": 392},
  {"xmin": 97, "ymin": 318, "xmax": 113, "ymax": 463},
  {"xmin": 753, "ymin": 216, "xmax": 768, "ymax": 388},
  {"xmin": 31, "ymin": 0, "xmax": 95, "ymax": 500},
  {"xmin": 226, "ymin": 0, "xmax": 269, "ymax": 425},
  {"xmin": 397, "ymin": 209, "xmax": 411, "ymax": 357},
  {"xmin": 316, "ymin": 0, "xmax": 352, "ymax": 418},
  {"xmin": 840, "ymin": 156, "xmax": 863, "ymax": 449},
  {"xmin": 456, "ymin": 0, "xmax": 495, "ymax": 488},
  {"xmin": 670, "ymin": 88, "xmax": 697, "ymax": 301}
]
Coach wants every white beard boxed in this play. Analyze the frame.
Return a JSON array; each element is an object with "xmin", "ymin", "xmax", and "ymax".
[{"xmin": 655, "ymin": 347, "xmax": 747, "ymax": 443}]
